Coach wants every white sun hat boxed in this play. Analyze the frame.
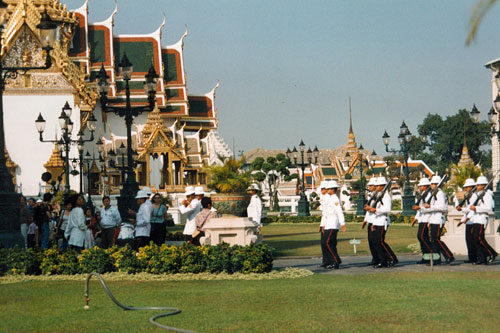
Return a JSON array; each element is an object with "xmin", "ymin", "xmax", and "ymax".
[
  {"xmin": 430, "ymin": 175, "xmax": 441, "ymax": 184},
  {"xmin": 194, "ymin": 186, "xmax": 205, "ymax": 195},
  {"xmin": 135, "ymin": 190, "xmax": 149, "ymax": 199},
  {"xmin": 184, "ymin": 186, "xmax": 195, "ymax": 195},
  {"xmin": 418, "ymin": 178, "xmax": 431, "ymax": 187},
  {"xmin": 247, "ymin": 183, "xmax": 260, "ymax": 191},
  {"xmin": 476, "ymin": 176, "xmax": 488, "ymax": 185},
  {"xmin": 375, "ymin": 177, "xmax": 387, "ymax": 186},
  {"xmin": 327, "ymin": 180, "xmax": 340, "ymax": 189},
  {"xmin": 319, "ymin": 180, "xmax": 329, "ymax": 189},
  {"xmin": 463, "ymin": 178, "xmax": 476, "ymax": 188}
]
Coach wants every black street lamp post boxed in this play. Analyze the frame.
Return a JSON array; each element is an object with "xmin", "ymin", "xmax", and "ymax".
[
  {"xmin": 83, "ymin": 151, "xmax": 98, "ymax": 211},
  {"xmin": 0, "ymin": 4, "xmax": 60, "ymax": 247},
  {"xmin": 118, "ymin": 142, "xmax": 126, "ymax": 183},
  {"xmin": 286, "ymin": 141, "xmax": 319, "ymax": 217},
  {"xmin": 382, "ymin": 121, "xmax": 428, "ymax": 216},
  {"xmin": 96, "ymin": 55, "xmax": 158, "ymax": 219},
  {"xmin": 36, "ymin": 103, "xmax": 96, "ymax": 194},
  {"xmin": 470, "ymin": 104, "xmax": 500, "ymax": 218}
]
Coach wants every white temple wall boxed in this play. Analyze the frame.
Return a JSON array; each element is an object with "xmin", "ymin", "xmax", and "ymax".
[{"xmin": 4, "ymin": 94, "xmax": 79, "ymax": 196}]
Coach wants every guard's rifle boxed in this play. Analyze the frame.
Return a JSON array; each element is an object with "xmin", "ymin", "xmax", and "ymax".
[
  {"xmin": 370, "ymin": 179, "xmax": 392, "ymax": 208},
  {"xmin": 457, "ymin": 185, "xmax": 477, "ymax": 208},
  {"xmin": 365, "ymin": 190, "xmax": 377, "ymax": 207},
  {"xmin": 471, "ymin": 177, "xmax": 495, "ymax": 206},
  {"xmin": 414, "ymin": 186, "xmax": 431, "ymax": 206},
  {"xmin": 424, "ymin": 174, "xmax": 449, "ymax": 204}
]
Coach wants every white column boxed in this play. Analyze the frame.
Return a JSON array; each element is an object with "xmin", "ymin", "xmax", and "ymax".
[{"xmin": 491, "ymin": 72, "xmax": 500, "ymax": 189}]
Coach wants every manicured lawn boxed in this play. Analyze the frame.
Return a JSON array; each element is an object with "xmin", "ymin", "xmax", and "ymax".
[
  {"xmin": 2, "ymin": 271, "xmax": 499, "ymax": 332},
  {"xmin": 262, "ymin": 223, "xmax": 417, "ymax": 257}
]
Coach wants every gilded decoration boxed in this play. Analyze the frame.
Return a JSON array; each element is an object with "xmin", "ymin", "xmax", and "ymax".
[
  {"xmin": 136, "ymin": 107, "xmax": 187, "ymax": 166},
  {"xmin": 3, "ymin": 25, "xmax": 45, "ymax": 68},
  {"xmin": 6, "ymin": 72, "xmax": 73, "ymax": 91},
  {"xmin": 2, "ymin": 1, "xmax": 97, "ymax": 115},
  {"xmin": 43, "ymin": 144, "xmax": 64, "ymax": 168},
  {"xmin": 4, "ymin": 148, "xmax": 18, "ymax": 185}
]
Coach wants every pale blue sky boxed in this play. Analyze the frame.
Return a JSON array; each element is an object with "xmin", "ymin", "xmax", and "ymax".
[{"xmin": 64, "ymin": 0, "xmax": 500, "ymax": 155}]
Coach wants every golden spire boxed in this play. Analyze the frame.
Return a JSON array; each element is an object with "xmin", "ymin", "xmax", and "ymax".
[{"xmin": 347, "ymin": 97, "xmax": 356, "ymax": 148}]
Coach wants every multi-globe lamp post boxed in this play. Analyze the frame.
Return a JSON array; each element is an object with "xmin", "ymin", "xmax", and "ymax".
[
  {"xmin": 83, "ymin": 151, "xmax": 99, "ymax": 211},
  {"xmin": 95, "ymin": 54, "xmax": 158, "ymax": 219},
  {"xmin": 382, "ymin": 121, "xmax": 428, "ymax": 216},
  {"xmin": 0, "ymin": 3, "xmax": 60, "ymax": 247},
  {"xmin": 286, "ymin": 141, "xmax": 319, "ymax": 217},
  {"xmin": 36, "ymin": 102, "xmax": 97, "ymax": 193}
]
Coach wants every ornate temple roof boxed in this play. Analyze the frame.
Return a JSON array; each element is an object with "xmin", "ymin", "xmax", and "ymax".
[{"xmin": 67, "ymin": 0, "xmax": 218, "ymax": 131}]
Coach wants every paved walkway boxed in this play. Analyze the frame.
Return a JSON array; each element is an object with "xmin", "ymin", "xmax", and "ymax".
[{"xmin": 273, "ymin": 254, "xmax": 500, "ymax": 275}]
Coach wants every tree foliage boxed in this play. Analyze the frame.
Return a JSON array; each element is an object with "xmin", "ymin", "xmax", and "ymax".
[
  {"xmin": 416, "ymin": 109, "xmax": 491, "ymax": 174},
  {"xmin": 250, "ymin": 154, "xmax": 297, "ymax": 211}
]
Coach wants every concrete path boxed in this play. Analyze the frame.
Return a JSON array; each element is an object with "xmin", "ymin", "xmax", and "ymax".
[{"xmin": 273, "ymin": 254, "xmax": 500, "ymax": 275}]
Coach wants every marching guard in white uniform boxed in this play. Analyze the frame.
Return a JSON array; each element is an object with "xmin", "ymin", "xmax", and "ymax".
[
  {"xmin": 422, "ymin": 175, "xmax": 454, "ymax": 265},
  {"xmin": 456, "ymin": 178, "xmax": 478, "ymax": 263},
  {"xmin": 362, "ymin": 177, "xmax": 379, "ymax": 266},
  {"xmin": 319, "ymin": 180, "xmax": 346, "ymax": 269},
  {"xmin": 470, "ymin": 176, "xmax": 497, "ymax": 264},
  {"xmin": 412, "ymin": 178, "xmax": 432, "ymax": 264},
  {"xmin": 367, "ymin": 177, "xmax": 398, "ymax": 268}
]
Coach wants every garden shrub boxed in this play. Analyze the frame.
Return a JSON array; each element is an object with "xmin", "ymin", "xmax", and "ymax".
[
  {"xmin": 110, "ymin": 244, "xmax": 142, "ymax": 274},
  {"xmin": 79, "ymin": 247, "xmax": 116, "ymax": 274},
  {"xmin": 0, "ymin": 243, "xmax": 273, "ymax": 276},
  {"xmin": 40, "ymin": 247, "xmax": 80, "ymax": 275}
]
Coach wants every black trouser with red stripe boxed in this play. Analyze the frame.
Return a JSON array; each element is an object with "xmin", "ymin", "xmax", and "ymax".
[
  {"xmin": 321, "ymin": 229, "xmax": 341, "ymax": 266},
  {"xmin": 367, "ymin": 223, "xmax": 380, "ymax": 264},
  {"xmin": 430, "ymin": 224, "xmax": 453, "ymax": 261},
  {"xmin": 417, "ymin": 223, "xmax": 432, "ymax": 255},
  {"xmin": 372, "ymin": 225, "xmax": 397, "ymax": 266},
  {"xmin": 473, "ymin": 223, "xmax": 497, "ymax": 263},
  {"xmin": 465, "ymin": 224, "xmax": 477, "ymax": 262}
]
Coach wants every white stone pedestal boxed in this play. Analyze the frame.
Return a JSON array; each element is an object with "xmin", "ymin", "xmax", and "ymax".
[
  {"xmin": 442, "ymin": 206, "xmax": 500, "ymax": 255},
  {"xmin": 200, "ymin": 217, "xmax": 262, "ymax": 246}
]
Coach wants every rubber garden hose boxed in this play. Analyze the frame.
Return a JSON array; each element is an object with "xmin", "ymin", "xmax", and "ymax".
[{"xmin": 84, "ymin": 272, "xmax": 196, "ymax": 332}]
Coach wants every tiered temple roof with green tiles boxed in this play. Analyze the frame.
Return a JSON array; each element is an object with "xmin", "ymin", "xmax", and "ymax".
[{"xmin": 66, "ymin": 0, "xmax": 228, "ymax": 193}]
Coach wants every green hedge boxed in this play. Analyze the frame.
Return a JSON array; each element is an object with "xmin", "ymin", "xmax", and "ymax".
[
  {"xmin": 262, "ymin": 213, "xmax": 413, "ymax": 224},
  {"xmin": 0, "ymin": 243, "xmax": 273, "ymax": 277}
]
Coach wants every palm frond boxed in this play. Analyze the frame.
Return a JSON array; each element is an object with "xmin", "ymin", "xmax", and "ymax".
[{"xmin": 467, "ymin": 0, "xmax": 498, "ymax": 46}]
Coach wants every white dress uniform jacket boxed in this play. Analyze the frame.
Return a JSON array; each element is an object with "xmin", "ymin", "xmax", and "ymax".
[
  {"xmin": 247, "ymin": 194, "xmax": 263, "ymax": 225},
  {"xmin": 416, "ymin": 191, "xmax": 431, "ymax": 224},
  {"xmin": 180, "ymin": 198, "xmax": 201, "ymax": 235},
  {"xmin": 461, "ymin": 192, "xmax": 477, "ymax": 225},
  {"xmin": 364, "ymin": 192, "xmax": 376, "ymax": 224},
  {"xmin": 372, "ymin": 192, "xmax": 391, "ymax": 229},
  {"xmin": 320, "ymin": 194, "xmax": 345, "ymax": 230},
  {"xmin": 64, "ymin": 207, "xmax": 87, "ymax": 247},
  {"xmin": 470, "ymin": 190, "xmax": 494, "ymax": 226},
  {"xmin": 135, "ymin": 201, "xmax": 152, "ymax": 237},
  {"xmin": 319, "ymin": 193, "xmax": 328, "ymax": 225},
  {"xmin": 422, "ymin": 189, "xmax": 446, "ymax": 225}
]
